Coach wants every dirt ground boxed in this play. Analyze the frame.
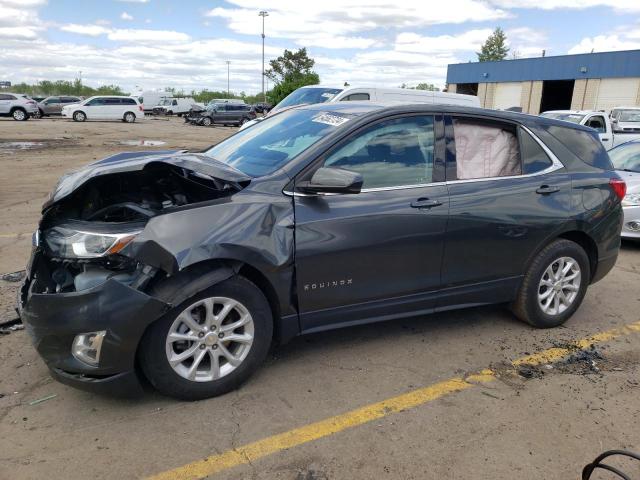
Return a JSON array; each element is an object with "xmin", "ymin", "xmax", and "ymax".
[{"xmin": 1, "ymin": 116, "xmax": 640, "ymax": 480}]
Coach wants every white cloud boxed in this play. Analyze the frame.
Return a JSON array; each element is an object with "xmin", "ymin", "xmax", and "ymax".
[
  {"xmin": 568, "ymin": 34, "xmax": 640, "ymax": 54},
  {"xmin": 120, "ymin": 11, "xmax": 134, "ymax": 21},
  {"xmin": 0, "ymin": 26, "xmax": 39, "ymax": 39},
  {"xmin": 61, "ymin": 24, "xmax": 111, "ymax": 36},
  {"xmin": 395, "ymin": 29, "xmax": 493, "ymax": 53},
  {"xmin": 489, "ymin": 0, "xmax": 640, "ymax": 13}
]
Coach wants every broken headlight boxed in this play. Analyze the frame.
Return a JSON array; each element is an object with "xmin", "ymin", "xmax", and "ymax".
[{"xmin": 44, "ymin": 226, "xmax": 140, "ymax": 259}]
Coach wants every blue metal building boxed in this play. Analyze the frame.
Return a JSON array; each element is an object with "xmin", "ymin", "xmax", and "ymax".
[{"xmin": 446, "ymin": 49, "xmax": 640, "ymax": 114}]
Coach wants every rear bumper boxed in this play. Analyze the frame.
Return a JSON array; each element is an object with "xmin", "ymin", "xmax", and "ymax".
[{"xmin": 591, "ymin": 252, "xmax": 618, "ymax": 284}]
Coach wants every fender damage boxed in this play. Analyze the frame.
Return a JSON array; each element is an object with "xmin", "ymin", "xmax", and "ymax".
[{"xmin": 19, "ymin": 150, "xmax": 296, "ymax": 396}]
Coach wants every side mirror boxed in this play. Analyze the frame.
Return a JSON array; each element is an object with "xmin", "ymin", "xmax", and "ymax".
[{"xmin": 297, "ymin": 167, "xmax": 363, "ymax": 195}]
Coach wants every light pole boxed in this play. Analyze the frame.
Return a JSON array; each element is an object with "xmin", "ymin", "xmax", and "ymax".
[
  {"xmin": 259, "ymin": 10, "xmax": 268, "ymax": 102},
  {"xmin": 226, "ymin": 60, "xmax": 231, "ymax": 97}
]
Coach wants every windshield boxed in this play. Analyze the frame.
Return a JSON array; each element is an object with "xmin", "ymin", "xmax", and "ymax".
[
  {"xmin": 608, "ymin": 142, "xmax": 640, "ymax": 173},
  {"xmin": 204, "ymin": 108, "xmax": 352, "ymax": 177},
  {"xmin": 541, "ymin": 112, "xmax": 585, "ymax": 124},
  {"xmin": 159, "ymin": 98, "xmax": 173, "ymax": 106},
  {"xmin": 274, "ymin": 87, "xmax": 343, "ymax": 111},
  {"xmin": 618, "ymin": 110, "xmax": 640, "ymax": 122}
]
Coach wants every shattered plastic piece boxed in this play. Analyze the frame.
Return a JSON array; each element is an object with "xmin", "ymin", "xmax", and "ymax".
[
  {"xmin": 28, "ymin": 394, "xmax": 57, "ymax": 406},
  {"xmin": 1, "ymin": 270, "xmax": 25, "ymax": 282}
]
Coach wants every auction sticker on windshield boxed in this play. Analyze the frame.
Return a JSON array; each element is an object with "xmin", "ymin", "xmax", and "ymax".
[{"xmin": 312, "ymin": 112, "xmax": 350, "ymax": 127}]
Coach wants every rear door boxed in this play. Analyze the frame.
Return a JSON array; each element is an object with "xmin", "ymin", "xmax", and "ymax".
[
  {"xmin": 439, "ymin": 115, "xmax": 571, "ymax": 307},
  {"xmin": 293, "ymin": 114, "xmax": 449, "ymax": 331},
  {"xmin": 104, "ymin": 97, "xmax": 123, "ymax": 119}
]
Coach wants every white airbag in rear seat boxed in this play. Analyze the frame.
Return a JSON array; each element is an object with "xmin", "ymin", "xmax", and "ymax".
[{"xmin": 453, "ymin": 120, "xmax": 520, "ymax": 179}]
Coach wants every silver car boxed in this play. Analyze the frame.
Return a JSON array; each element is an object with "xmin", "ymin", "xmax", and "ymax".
[
  {"xmin": 608, "ymin": 140, "xmax": 640, "ymax": 239},
  {"xmin": 0, "ymin": 92, "xmax": 39, "ymax": 121},
  {"xmin": 37, "ymin": 96, "xmax": 82, "ymax": 117},
  {"xmin": 610, "ymin": 107, "xmax": 640, "ymax": 133}
]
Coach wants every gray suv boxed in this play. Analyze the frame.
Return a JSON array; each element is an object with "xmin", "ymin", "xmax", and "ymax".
[
  {"xmin": 38, "ymin": 96, "xmax": 82, "ymax": 117},
  {"xmin": 0, "ymin": 93, "xmax": 39, "ymax": 121}
]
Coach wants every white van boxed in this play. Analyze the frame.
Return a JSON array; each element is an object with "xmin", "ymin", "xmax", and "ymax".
[
  {"xmin": 137, "ymin": 91, "xmax": 173, "ymax": 112},
  {"xmin": 153, "ymin": 97, "xmax": 201, "ymax": 116},
  {"xmin": 240, "ymin": 85, "xmax": 479, "ymax": 130},
  {"xmin": 62, "ymin": 96, "xmax": 145, "ymax": 123}
]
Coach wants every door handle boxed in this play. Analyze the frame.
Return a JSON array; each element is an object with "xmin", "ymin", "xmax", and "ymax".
[
  {"xmin": 601, "ymin": 138, "xmax": 610, "ymax": 141},
  {"xmin": 411, "ymin": 198, "xmax": 442, "ymax": 209},
  {"xmin": 536, "ymin": 185, "xmax": 560, "ymax": 194}
]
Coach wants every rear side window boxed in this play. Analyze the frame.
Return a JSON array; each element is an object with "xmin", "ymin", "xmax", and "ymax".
[
  {"xmin": 0, "ymin": 94, "xmax": 16, "ymax": 100},
  {"xmin": 342, "ymin": 93, "xmax": 370, "ymax": 101},
  {"xmin": 520, "ymin": 128, "xmax": 552, "ymax": 174},
  {"xmin": 542, "ymin": 125, "xmax": 612, "ymax": 170},
  {"xmin": 104, "ymin": 98, "xmax": 122, "ymax": 105},
  {"xmin": 123, "ymin": 98, "xmax": 137, "ymax": 105},
  {"xmin": 452, "ymin": 118, "xmax": 521, "ymax": 179}
]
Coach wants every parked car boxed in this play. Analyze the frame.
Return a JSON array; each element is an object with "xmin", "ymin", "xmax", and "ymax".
[
  {"xmin": 609, "ymin": 106, "xmax": 640, "ymax": 133},
  {"xmin": 607, "ymin": 139, "xmax": 640, "ymax": 240},
  {"xmin": 0, "ymin": 92, "xmax": 39, "ymax": 120},
  {"xmin": 183, "ymin": 104, "xmax": 206, "ymax": 123},
  {"xmin": 253, "ymin": 102, "xmax": 272, "ymax": 114},
  {"xmin": 135, "ymin": 91, "xmax": 173, "ymax": 112},
  {"xmin": 152, "ymin": 97, "xmax": 200, "ymax": 116},
  {"xmin": 61, "ymin": 96, "xmax": 144, "ymax": 122},
  {"xmin": 196, "ymin": 102, "xmax": 256, "ymax": 126},
  {"xmin": 240, "ymin": 85, "xmax": 480, "ymax": 130},
  {"xmin": 31, "ymin": 96, "xmax": 47, "ymax": 103},
  {"xmin": 540, "ymin": 110, "xmax": 640, "ymax": 149},
  {"xmin": 37, "ymin": 96, "xmax": 82, "ymax": 117},
  {"xmin": 19, "ymin": 103, "xmax": 623, "ymax": 400}
]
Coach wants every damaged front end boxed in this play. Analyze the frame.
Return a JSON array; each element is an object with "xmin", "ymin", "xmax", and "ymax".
[{"xmin": 19, "ymin": 151, "xmax": 254, "ymax": 396}]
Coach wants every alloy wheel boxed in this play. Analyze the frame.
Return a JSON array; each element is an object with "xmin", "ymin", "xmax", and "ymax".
[
  {"xmin": 165, "ymin": 296, "xmax": 255, "ymax": 382},
  {"xmin": 13, "ymin": 109, "xmax": 26, "ymax": 121},
  {"xmin": 537, "ymin": 256, "xmax": 581, "ymax": 316}
]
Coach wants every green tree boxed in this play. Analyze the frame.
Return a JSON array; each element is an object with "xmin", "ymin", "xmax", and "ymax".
[
  {"xmin": 414, "ymin": 82, "xmax": 440, "ymax": 91},
  {"xmin": 265, "ymin": 48, "xmax": 320, "ymax": 104},
  {"xmin": 477, "ymin": 27, "xmax": 509, "ymax": 62}
]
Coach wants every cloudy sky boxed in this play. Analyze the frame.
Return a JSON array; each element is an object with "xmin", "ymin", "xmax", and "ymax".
[{"xmin": 1, "ymin": 0, "xmax": 640, "ymax": 95}]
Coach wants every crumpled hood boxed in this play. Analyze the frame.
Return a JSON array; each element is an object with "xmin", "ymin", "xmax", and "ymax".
[{"xmin": 44, "ymin": 150, "xmax": 251, "ymax": 208}]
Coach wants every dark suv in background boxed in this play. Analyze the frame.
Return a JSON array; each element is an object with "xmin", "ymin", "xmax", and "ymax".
[
  {"xmin": 20, "ymin": 103, "xmax": 624, "ymax": 400},
  {"xmin": 197, "ymin": 102, "xmax": 256, "ymax": 127}
]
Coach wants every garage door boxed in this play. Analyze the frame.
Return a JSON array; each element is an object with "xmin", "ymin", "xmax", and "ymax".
[
  {"xmin": 596, "ymin": 78, "xmax": 640, "ymax": 111},
  {"xmin": 493, "ymin": 82, "xmax": 522, "ymax": 110}
]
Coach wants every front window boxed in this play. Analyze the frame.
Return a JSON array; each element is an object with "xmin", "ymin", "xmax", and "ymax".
[
  {"xmin": 275, "ymin": 87, "xmax": 342, "ymax": 111},
  {"xmin": 204, "ymin": 109, "xmax": 352, "ymax": 177},
  {"xmin": 609, "ymin": 143, "xmax": 640, "ymax": 173},
  {"xmin": 540, "ymin": 112, "xmax": 585, "ymax": 124},
  {"xmin": 322, "ymin": 116, "xmax": 435, "ymax": 189},
  {"xmin": 617, "ymin": 110, "xmax": 640, "ymax": 122}
]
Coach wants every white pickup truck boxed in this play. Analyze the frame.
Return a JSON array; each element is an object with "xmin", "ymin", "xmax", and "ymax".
[{"xmin": 540, "ymin": 110, "xmax": 640, "ymax": 149}]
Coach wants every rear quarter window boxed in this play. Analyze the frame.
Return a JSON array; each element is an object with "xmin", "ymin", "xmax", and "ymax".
[{"xmin": 540, "ymin": 125, "xmax": 612, "ymax": 170}]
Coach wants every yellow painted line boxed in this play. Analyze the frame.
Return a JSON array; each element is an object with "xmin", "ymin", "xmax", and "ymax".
[{"xmin": 147, "ymin": 320, "xmax": 640, "ymax": 480}]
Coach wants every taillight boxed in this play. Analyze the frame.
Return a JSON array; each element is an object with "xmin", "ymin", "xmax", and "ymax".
[
  {"xmin": 610, "ymin": 178, "xmax": 626, "ymax": 200},
  {"xmin": 139, "ymin": 104, "xmax": 144, "ymax": 111}
]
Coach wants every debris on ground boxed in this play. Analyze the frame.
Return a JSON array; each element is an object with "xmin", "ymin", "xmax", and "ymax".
[
  {"xmin": 0, "ymin": 317, "xmax": 24, "ymax": 335},
  {"xmin": 29, "ymin": 394, "xmax": 57, "ymax": 406},
  {"xmin": 1, "ymin": 270, "xmax": 25, "ymax": 282}
]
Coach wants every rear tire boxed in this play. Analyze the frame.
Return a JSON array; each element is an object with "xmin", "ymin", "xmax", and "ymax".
[
  {"xmin": 123, "ymin": 112, "xmax": 136, "ymax": 123},
  {"xmin": 140, "ymin": 276, "xmax": 273, "ymax": 400},
  {"xmin": 72, "ymin": 111, "xmax": 86, "ymax": 122},
  {"xmin": 511, "ymin": 239, "xmax": 590, "ymax": 328},
  {"xmin": 12, "ymin": 108, "xmax": 28, "ymax": 121}
]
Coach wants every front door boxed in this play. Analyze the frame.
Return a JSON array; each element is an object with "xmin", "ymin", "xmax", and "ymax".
[
  {"xmin": 584, "ymin": 114, "xmax": 612, "ymax": 150},
  {"xmin": 293, "ymin": 114, "xmax": 449, "ymax": 331}
]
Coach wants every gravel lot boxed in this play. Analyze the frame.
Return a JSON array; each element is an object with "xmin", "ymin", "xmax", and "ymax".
[{"xmin": 1, "ymin": 116, "xmax": 639, "ymax": 480}]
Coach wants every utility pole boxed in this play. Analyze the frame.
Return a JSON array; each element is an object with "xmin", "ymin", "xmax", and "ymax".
[
  {"xmin": 259, "ymin": 10, "xmax": 268, "ymax": 102},
  {"xmin": 226, "ymin": 60, "xmax": 231, "ymax": 97}
]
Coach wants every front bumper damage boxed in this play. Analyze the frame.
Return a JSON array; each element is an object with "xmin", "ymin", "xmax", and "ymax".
[{"xmin": 19, "ymin": 252, "xmax": 169, "ymax": 397}]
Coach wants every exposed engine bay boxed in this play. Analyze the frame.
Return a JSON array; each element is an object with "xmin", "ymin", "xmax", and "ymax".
[
  {"xmin": 33, "ymin": 161, "xmax": 248, "ymax": 294},
  {"xmin": 42, "ymin": 162, "xmax": 242, "ymax": 225}
]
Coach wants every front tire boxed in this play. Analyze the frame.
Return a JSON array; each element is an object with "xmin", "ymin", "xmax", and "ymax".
[
  {"xmin": 12, "ymin": 108, "xmax": 28, "ymax": 121},
  {"xmin": 512, "ymin": 239, "xmax": 590, "ymax": 328},
  {"xmin": 73, "ymin": 111, "xmax": 86, "ymax": 122},
  {"xmin": 140, "ymin": 276, "xmax": 273, "ymax": 400},
  {"xmin": 201, "ymin": 117, "xmax": 212, "ymax": 127}
]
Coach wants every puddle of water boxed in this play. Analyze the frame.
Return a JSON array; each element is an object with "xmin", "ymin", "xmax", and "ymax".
[
  {"xmin": 0, "ymin": 141, "xmax": 45, "ymax": 153},
  {"xmin": 118, "ymin": 140, "xmax": 167, "ymax": 146}
]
